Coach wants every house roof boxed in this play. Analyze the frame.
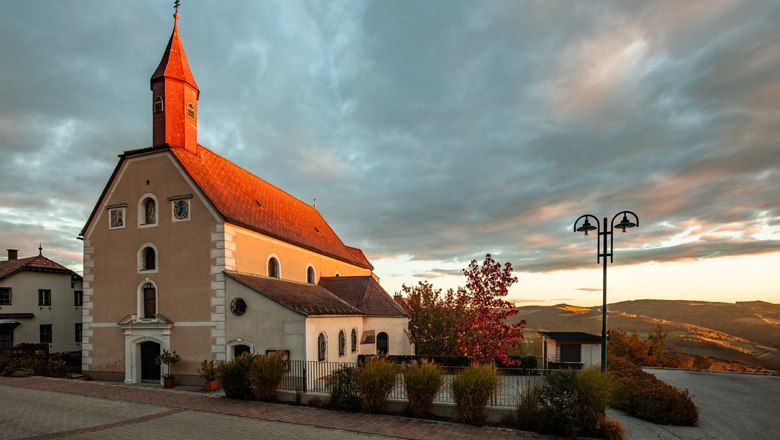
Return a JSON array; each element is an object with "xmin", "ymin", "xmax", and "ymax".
[
  {"xmin": 79, "ymin": 144, "xmax": 373, "ymax": 270},
  {"xmin": 150, "ymin": 12, "xmax": 199, "ymax": 95},
  {"xmin": 170, "ymin": 145, "xmax": 372, "ymax": 269},
  {"xmin": 318, "ymin": 276, "xmax": 408, "ymax": 316},
  {"xmin": 225, "ymin": 271, "xmax": 362, "ymax": 316},
  {"xmin": 539, "ymin": 331, "xmax": 601, "ymax": 342},
  {"xmin": 0, "ymin": 254, "xmax": 81, "ymax": 282}
]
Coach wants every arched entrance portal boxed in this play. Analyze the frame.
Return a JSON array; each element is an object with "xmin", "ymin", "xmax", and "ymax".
[
  {"xmin": 376, "ymin": 332, "xmax": 388, "ymax": 355},
  {"xmin": 140, "ymin": 341, "xmax": 161, "ymax": 381}
]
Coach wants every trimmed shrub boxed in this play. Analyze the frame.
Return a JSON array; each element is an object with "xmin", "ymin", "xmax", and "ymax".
[
  {"xmin": 329, "ymin": 365, "xmax": 360, "ymax": 410},
  {"xmin": 451, "ymin": 364, "xmax": 499, "ymax": 425},
  {"xmin": 403, "ymin": 360, "xmax": 444, "ymax": 416},
  {"xmin": 608, "ymin": 356, "xmax": 698, "ymax": 426},
  {"xmin": 356, "ymin": 357, "xmax": 398, "ymax": 413},
  {"xmin": 531, "ymin": 368, "xmax": 608, "ymax": 437},
  {"xmin": 247, "ymin": 352, "xmax": 289, "ymax": 402},
  {"xmin": 216, "ymin": 354, "xmax": 253, "ymax": 400}
]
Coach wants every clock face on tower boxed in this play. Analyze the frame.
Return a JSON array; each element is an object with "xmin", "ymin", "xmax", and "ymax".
[{"xmin": 173, "ymin": 200, "xmax": 189, "ymax": 220}]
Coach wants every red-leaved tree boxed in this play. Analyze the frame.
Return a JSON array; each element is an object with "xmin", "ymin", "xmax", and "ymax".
[{"xmin": 458, "ymin": 254, "xmax": 526, "ymax": 365}]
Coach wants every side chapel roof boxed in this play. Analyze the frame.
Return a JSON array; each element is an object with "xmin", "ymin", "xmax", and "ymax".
[{"xmin": 318, "ymin": 276, "xmax": 408, "ymax": 316}]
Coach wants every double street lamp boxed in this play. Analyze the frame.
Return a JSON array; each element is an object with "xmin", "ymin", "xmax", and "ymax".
[{"xmin": 573, "ymin": 211, "xmax": 639, "ymax": 372}]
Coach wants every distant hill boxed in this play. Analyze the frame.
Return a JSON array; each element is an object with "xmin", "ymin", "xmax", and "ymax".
[{"xmin": 510, "ymin": 300, "xmax": 780, "ymax": 372}]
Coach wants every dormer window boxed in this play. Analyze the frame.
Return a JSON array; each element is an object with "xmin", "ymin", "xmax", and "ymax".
[{"xmin": 153, "ymin": 96, "xmax": 163, "ymax": 113}]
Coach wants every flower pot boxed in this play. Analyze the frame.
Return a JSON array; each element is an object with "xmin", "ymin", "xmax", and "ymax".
[
  {"xmin": 163, "ymin": 378, "xmax": 175, "ymax": 388},
  {"xmin": 204, "ymin": 379, "xmax": 218, "ymax": 391}
]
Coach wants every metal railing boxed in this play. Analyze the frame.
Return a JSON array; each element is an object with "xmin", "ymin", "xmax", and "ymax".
[{"xmin": 280, "ymin": 360, "xmax": 556, "ymax": 408}]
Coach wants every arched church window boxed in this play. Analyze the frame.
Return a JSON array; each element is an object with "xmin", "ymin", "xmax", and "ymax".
[
  {"xmin": 153, "ymin": 96, "xmax": 163, "ymax": 113},
  {"xmin": 338, "ymin": 330, "xmax": 346, "ymax": 357},
  {"xmin": 268, "ymin": 257, "xmax": 280, "ymax": 278},
  {"xmin": 317, "ymin": 332, "xmax": 327, "ymax": 361},
  {"xmin": 143, "ymin": 282, "xmax": 156, "ymax": 319},
  {"xmin": 377, "ymin": 332, "xmax": 389, "ymax": 356},
  {"xmin": 351, "ymin": 328, "xmax": 358, "ymax": 353},
  {"xmin": 142, "ymin": 247, "xmax": 156, "ymax": 271},
  {"xmin": 307, "ymin": 266, "xmax": 316, "ymax": 284},
  {"xmin": 187, "ymin": 103, "xmax": 195, "ymax": 119}
]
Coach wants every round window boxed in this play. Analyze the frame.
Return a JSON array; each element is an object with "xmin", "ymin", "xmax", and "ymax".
[{"xmin": 230, "ymin": 298, "xmax": 247, "ymax": 316}]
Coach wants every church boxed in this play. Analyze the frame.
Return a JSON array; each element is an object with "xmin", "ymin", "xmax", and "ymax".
[{"xmin": 79, "ymin": 9, "xmax": 412, "ymax": 385}]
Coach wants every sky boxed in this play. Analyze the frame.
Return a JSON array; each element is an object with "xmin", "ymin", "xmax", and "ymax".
[{"xmin": 1, "ymin": 0, "xmax": 778, "ymax": 307}]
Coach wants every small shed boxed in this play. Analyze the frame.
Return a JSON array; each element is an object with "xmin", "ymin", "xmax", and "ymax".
[{"xmin": 540, "ymin": 331, "xmax": 601, "ymax": 370}]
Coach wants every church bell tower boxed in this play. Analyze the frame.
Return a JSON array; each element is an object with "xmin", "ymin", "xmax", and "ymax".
[{"xmin": 150, "ymin": 7, "xmax": 199, "ymax": 154}]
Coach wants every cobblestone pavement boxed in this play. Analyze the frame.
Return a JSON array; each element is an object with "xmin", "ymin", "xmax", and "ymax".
[{"xmin": 0, "ymin": 377, "xmax": 551, "ymax": 439}]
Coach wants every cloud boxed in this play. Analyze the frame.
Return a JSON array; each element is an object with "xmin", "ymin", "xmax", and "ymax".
[{"xmin": 1, "ymin": 0, "xmax": 779, "ymax": 283}]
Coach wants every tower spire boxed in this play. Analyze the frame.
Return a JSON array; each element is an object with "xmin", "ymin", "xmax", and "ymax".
[{"xmin": 150, "ymin": 1, "xmax": 199, "ymax": 154}]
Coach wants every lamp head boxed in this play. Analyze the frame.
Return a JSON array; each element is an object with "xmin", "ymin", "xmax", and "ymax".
[
  {"xmin": 615, "ymin": 213, "xmax": 637, "ymax": 233},
  {"xmin": 576, "ymin": 219, "xmax": 597, "ymax": 236}
]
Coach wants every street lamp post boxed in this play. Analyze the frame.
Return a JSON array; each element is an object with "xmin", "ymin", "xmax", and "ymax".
[{"xmin": 573, "ymin": 211, "xmax": 639, "ymax": 372}]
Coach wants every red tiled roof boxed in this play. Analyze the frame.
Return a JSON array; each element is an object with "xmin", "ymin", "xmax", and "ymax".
[
  {"xmin": 171, "ymin": 145, "xmax": 372, "ymax": 269},
  {"xmin": 318, "ymin": 276, "xmax": 408, "ymax": 317},
  {"xmin": 225, "ymin": 271, "xmax": 361, "ymax": 316},
  {"xmin": 0, "ymin": 255, "xmax": 79, "ymax": 281},
  {"xmin": 150, "ymin": 13, "xmax": 199, "ymax": 94}
]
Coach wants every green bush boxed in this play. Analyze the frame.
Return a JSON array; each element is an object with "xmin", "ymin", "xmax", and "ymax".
[
  {"xmin": 530, "ymin": 368, "xmax": 608, "ymax": 437},
  {"xmin": 356, "ymin": 358, "xmax": 398, "ymax": 413},
  {"xmin": 608, "ymin": 356, "xmax": 698, "ymax": 426},
  {"xmin": 216, "ymin": 354, "xmax": 253, "ymax": 400},
  {"xmin": 403, "ymin": 360, "xmax": 444, "ymax": 416},
  {"xmin": 329, "ymin": 365, "xmax": 360, "ymax": 410},
  {"xmin": 247, "ymin": 352, "xmax": 289, "ymax": 402},
  {"xmin": 451, "ymin": 364, "xmax": 499, "ymax": 425}
]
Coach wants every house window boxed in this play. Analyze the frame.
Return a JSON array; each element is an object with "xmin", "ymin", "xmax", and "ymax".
[
  {"xmin": 338, "ymin": 330, "xmax": 346, "ymax": 357},
  {"xmin": 109, "ymin": 207, "xmax": 125, "ymax": 229},
  {"xmin": 38, "ymin": 289, "xmax": 51, "ymax": 306},
  {"xmin": 0, "ymin": 287, "xmax": 11, "ymax": 305},
  {"xmin": 153, "ymin": 95, "xmax": 163, "ymax": 113},
  {"xmin": 74, "ymin": 290, "xmax": 83, "ymax": 307},
  {"xmin": 351, "ymin": 328, "xmax": 358, "ymax": 353},
  {"xmin": 307, "ymin": 266, "xmax": 316, "ymax": 284},
  {"xmin": 40, "ymin": 324, "xmax": 52, "ymax": 344},
  {"xmin": 0, "ymin": 326, "xmax": 12, "ymax": 349},
  {"xmin": 377, "ymin": 332, "xmax": 388, "ymax": 356},
  {"xmin": 317, "ymin": 332, "xmax": 327, "ymax": 361},
  {"xmin": 141, "ymin": 247, "xmax": 156, "ymax": 271},
  {"xmin": 268, "ymin": 257, "xmax": 280, "ymax": 278},
  {"xmin": 143, "ymin": 283, "xmax": 156, "ymax": 319},
  {"xmin": 75, "ymin": 323, "xmax": 82, "ymax": 343}
]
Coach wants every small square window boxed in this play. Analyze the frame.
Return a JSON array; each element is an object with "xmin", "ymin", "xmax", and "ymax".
[
  {"xmin": 38, "ymin": 289, "xmax": 51, "ymax": 307},
  {"xmin": 0, "ymin": 287, "xmax": 11, "ymax": 305},
  {"xmin": 74, "ymin": 290, "xmax": 83, "ymax": 307},
  {"xmin": 40, "ymin": 324, "xmax": 52, "ymax": 344},
  {"xmin": 109, "ymin": 207, "xmax": 125, "ymax": 229}
]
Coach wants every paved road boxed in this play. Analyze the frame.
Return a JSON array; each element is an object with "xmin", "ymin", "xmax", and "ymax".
[
  {"xmin": 645, "ymin": 369, "xmax": 780, "ymax": 440},
  {"xmin": 0, "ymin": 377, "xmax": 547, "ymax": 440}
]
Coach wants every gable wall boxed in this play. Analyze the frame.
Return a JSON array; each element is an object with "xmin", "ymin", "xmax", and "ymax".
[{"xmin": 82, "ymin": 151, "xmax": 222, "ymax": 376}]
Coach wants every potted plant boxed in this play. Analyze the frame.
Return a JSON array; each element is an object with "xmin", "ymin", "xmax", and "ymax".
[
  {"xmin": 199, "ymin": 359, "xmax": 219, "ymax": 391},
  {"xmin": 155, "ymin": 349, "xmax": 181, "ymax": 388}
]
